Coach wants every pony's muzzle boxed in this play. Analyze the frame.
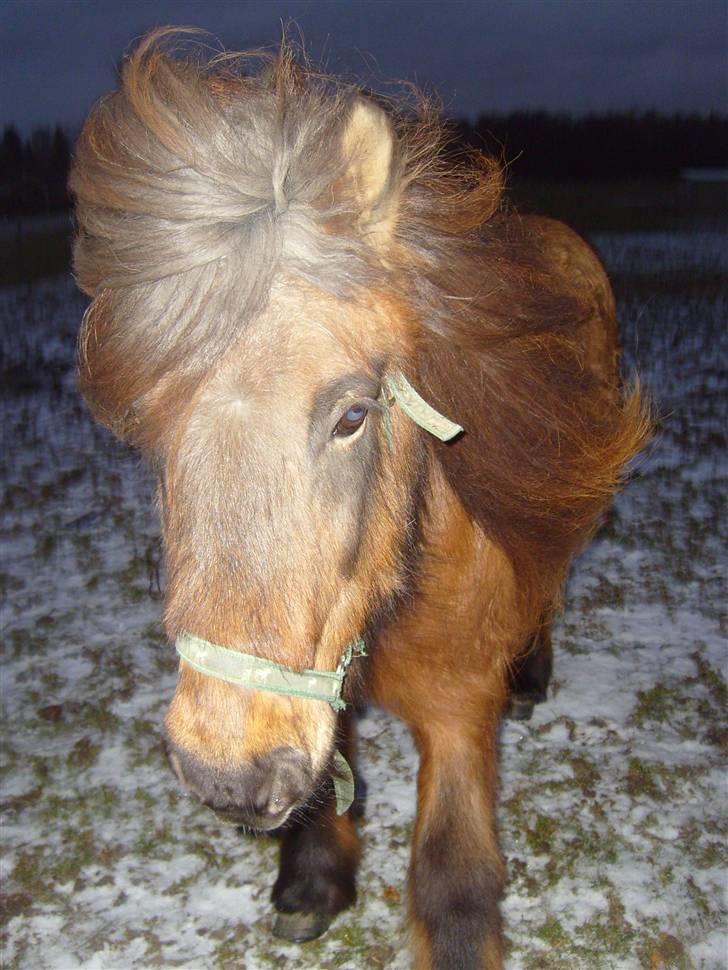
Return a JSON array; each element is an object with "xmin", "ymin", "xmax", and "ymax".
[{"xmin": 166, "ymin": 742, "xmax": 313, "ymax": 830}]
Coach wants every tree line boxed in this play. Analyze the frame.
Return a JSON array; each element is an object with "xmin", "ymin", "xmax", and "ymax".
[
  {"xmin": 1, "ymin": 126, "xmax": 71, "ymax": 217},
  {"xmin": 2, "ymin": 112, "xmax": 726, "ymax": 218},
  {"xmin": 454, "ymin": 111, "xmax": 728, "ymax": 179}
]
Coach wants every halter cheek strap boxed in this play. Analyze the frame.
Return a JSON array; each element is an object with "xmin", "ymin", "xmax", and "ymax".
[
  {"xmin": 384, "ymin": 372, "xmax": 463, "ymax": 442},
  {"xmin": 173, "ymin": 374, "xmax": 461, "ymax": 814}
]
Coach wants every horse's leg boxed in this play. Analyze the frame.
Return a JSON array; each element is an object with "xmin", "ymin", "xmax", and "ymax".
[
  {"xmin": 368, "ymin": 466, "xmax": 516, "ymax": 966},
  {"xmin": 507, "ymin": 621, "xmax": 553, "ymax": 721},
  {"xmin": 409, "ymin": 716, "xmax": 504, "ymax": 970},
  {"xmin": 271, "ymin": 711, "xmax": 360, "ymax": 941}
]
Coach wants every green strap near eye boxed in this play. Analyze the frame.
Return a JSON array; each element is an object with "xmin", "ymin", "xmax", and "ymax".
[
  {"xmin": 385, "ymin": 372, "xmax": 463, "ymax": 442},
  {"xmin": 381, "ymin": 396, "xmax": 394, "ymax": 449}
]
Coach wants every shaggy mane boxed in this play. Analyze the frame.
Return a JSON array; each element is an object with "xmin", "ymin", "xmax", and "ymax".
[{"xmin": 71, "ymin": 29, "xmax": 650, "ymax": 616}]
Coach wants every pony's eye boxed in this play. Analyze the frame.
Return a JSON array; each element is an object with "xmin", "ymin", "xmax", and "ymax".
[{"xmin": 334, "ymin": 404, "xmax": 368, "ymax": 437}]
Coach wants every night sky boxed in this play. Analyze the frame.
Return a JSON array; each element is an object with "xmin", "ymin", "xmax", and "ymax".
[{"xmin": 2, "ymin": 0, "xmax": 726, "ymax": 133}]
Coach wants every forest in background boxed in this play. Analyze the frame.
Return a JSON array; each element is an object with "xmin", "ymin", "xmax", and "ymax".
[
  {"xmin": 457, "ymin": 110, "xmax": 728, "ymax": 178},
  {"xmin": 1, "ymin": 126, "xmax": 70, "ymax": 218},
  {"xmin": 1, "ymin": 112, "xmax": 727, "ymax": 219}
]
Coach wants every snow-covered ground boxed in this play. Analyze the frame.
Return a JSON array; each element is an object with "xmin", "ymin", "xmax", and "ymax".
[{"xmin": 1, "ymin": 231, "xmax": 726, "ymax": 969}]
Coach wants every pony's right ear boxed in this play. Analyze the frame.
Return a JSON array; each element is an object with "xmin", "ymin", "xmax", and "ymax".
[{"xmin": 340, "ymin": 98, "xmax": 400, "ymax": 242}]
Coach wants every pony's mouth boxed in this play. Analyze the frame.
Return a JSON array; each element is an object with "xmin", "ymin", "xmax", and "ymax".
[{"xmin": 209, "ymin": 803, "xmax": 294, "ymax": 831}]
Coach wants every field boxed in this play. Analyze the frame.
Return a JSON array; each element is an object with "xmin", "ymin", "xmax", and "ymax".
[{"xmin": 1, "ymin": 187, "xmax": 726, "ymax": 969}]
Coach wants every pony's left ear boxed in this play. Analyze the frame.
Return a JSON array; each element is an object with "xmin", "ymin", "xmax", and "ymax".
[{"xmin": 341, "ymin": 98, "xmax": 399, "ymax": 240}]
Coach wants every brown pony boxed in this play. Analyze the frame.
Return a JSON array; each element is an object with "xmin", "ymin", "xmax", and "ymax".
[{"xmin": 70, "ymin": 31, "xmax": 650, "ymax": 970}]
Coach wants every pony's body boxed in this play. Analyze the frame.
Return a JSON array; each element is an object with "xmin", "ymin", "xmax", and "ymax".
[{"xmin": 71, "ymin": 32, "xmax": 649, "ymax": 969}]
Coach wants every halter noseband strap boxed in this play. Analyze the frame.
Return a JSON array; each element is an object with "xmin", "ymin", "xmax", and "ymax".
[{"xmin": 175, "ymin": 632, "xmax": 366, "ymax": 713}]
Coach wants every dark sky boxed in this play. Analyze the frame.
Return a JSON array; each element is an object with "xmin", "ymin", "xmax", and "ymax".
[{"xmin": 2, "ymin": 0, "xmax": 726, "ymax": 132}]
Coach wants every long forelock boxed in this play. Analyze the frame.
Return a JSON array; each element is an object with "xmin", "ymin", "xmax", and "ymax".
[{"xmin": 71, "ymin": 36, "xmax": 393, "ymax": 436}]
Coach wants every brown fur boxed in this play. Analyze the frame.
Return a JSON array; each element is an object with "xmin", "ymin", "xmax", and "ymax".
[{"xmin": 71, "ymin": 30, "xmax": 651, "ymax": 970}]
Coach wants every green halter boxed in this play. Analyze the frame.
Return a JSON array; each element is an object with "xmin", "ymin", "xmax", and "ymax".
[
  {"xmin": 174, "ymin": 372, "xmax": 461, "ymax": 814},
  {"xmin": 384, "ymin": 372, "xmax": 463, "ymax": 441}
]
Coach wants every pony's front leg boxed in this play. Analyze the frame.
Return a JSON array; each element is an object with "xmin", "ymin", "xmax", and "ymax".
[
  {"xmin": 409, "ymin": 719, "xmax": 504, "ymax": 970},
  {"xmin": 271, "ymin": 713, "xmax": 360, "ymax": 941}
]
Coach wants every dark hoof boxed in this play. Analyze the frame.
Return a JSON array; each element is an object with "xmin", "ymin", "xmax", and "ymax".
[
  {"xmin": 272, "ymin": 910, "xmax": 333, "ymax": 942},
  {"xmin": 507, "ymin": 692, "xmax": 544, "ymax": 721}
]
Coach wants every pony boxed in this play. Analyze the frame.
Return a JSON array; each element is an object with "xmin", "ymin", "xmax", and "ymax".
[{"xmin": 70, "ymin": 30, "xmax": 650, "ymax": 970}]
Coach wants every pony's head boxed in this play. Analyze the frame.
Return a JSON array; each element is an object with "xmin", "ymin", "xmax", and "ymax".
[{"xmin": 70, "ymin": 33, "xmax": 455, "ymax": 827}]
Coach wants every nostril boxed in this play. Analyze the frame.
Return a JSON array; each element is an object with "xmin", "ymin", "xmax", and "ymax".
[
  {"xmin": 252, "ymin": 751, "xmax": 310, "ymax": 816},
  {"xmin": 252, "ymin": 749, "xmax": 310, "ymax": 819},
  {"xmin": 252, "ymin": 775, "xmax": 277, "ymax": 816}
]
